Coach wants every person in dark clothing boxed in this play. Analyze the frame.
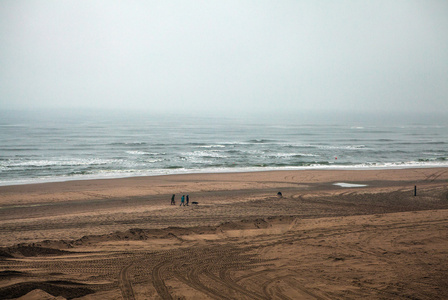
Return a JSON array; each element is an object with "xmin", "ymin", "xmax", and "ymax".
[
  {"xmin": 171, "ymin": 194, "xmax": 175, "ymax": 205},
  {"xmin": 186, "ymin": 195, "xmax": 189, "ymax": 206}
]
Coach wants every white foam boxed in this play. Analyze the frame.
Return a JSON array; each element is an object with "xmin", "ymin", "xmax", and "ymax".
[
  {"xmin": 5, "ymin": 158, "xmax": 124, "ymax": 167},
  {"xmin": 268, "ymin": 153, "xmax": 319, "ymax": 158},
  {"xmin": 126, "ymin": 150, "xmax": 153, "ymax": 155},
  {"xmin": 198, "ymin": 144, "xmax": 226, "ymax": 148},
  {"xmin": 317, "ymin": 145, "xmax": 367, "ymax": 150},
  {"xmin": 184, "ymin": 150, "xmax": 228, "ymax": 158}
]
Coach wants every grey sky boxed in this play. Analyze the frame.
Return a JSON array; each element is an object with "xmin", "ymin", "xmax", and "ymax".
[{"xmin": 1, "ymin": 1, "xmax": 447, "ymax": 115}]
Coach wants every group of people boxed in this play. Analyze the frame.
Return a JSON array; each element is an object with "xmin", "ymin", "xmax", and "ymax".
[{"xmin": 171, "ymin": 194, "xmax": 189, "ymax": 206}]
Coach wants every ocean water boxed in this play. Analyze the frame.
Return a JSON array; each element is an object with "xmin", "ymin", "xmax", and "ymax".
[{"xmin": 0, "ymin": 110, "xmax": 447, "ymax": 186}]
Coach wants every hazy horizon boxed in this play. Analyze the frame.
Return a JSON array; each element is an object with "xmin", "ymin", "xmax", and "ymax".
[
  {"xmin": 1, "ymin": 1, "xmax": 447, "ymax": 117},
  {"xmin": 1, "ymin": 107, "xmax": 447, "ymax": 127}
]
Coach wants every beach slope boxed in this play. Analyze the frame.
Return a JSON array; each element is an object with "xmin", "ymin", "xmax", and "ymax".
[{"xmin": 1, "ymin": 168, "xmax": 448, "ymax": 299}]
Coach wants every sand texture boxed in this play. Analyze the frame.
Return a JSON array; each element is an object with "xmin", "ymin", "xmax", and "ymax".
[{"xmin": 1, "ymin": 168, "xmax": 448, "ymax": 299}]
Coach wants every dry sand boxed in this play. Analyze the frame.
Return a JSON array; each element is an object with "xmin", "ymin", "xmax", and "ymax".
[{"xmin": 0, "ymin": 168, "xmax": 447, "ymax": 299}]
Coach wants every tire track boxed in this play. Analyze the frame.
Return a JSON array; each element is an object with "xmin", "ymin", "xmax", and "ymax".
[
  {"xmin": 154, "ymin": 247, "xmax": 231, "ymax": 300},
  {"xmin": 262, "ymin": 275, "xmax": 325, "ymax": 300},
  {"xmin": 215, "ymin": 255, "xmax": 269, "ymax": 299},
  {"xmin": 152, "ymin": 260, "xmax": 173, "ymax": 300},
  {"xmin": 185, "ymin": 263, "xmax": 229, "ymax": 300},
  {"xmin": 154, "ymin": 246, "xmax": 271, "ymax": 299},
  {"xmin": 424, "ymin": 170, "xmax": 447, "ymax": 182},
  {"xmin": 204, "ymin": 265, "xmax": 266, "ymax": 299},
  {"xmin": 118, "ymin": 263, "xmax": 135, "ymax": 300}
]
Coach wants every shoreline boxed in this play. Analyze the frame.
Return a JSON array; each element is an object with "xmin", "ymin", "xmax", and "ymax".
[
  {"xmin": 1, "ymin": 165, "xmax": 447, "ymax": 188},
  {"xmin": 1, "ymin": 166, "xmax": 448, "ymax": 195}
]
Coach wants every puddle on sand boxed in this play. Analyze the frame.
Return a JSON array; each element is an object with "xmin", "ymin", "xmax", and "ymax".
[{"xmin": 333, "ymin": 182, "xmax": 368, "ymax": 188}]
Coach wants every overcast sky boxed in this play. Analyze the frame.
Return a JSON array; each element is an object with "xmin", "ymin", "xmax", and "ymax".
[{"xmin": 1, "ymin": 1, "xmax": 447, "ymax": 116}]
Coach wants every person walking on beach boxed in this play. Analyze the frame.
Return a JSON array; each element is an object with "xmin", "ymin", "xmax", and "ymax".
[
  {"xmin": 171, "ymin": 194, "xmax": 175, "ymax": 205},
  {"xmin": 186, "ymin": 195, "xmax": 189, "ymax": 206},
  {"xmin": 180, "ymin": 195, "xmax": 185, "ymax": 206}
]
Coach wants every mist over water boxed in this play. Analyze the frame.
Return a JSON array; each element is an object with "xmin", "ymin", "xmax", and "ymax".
[{"xmin": 0, "ymin": 109, "xmax": 447, "ymax": 186}]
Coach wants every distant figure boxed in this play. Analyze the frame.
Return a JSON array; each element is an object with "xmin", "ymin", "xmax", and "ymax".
[
  {"xmin": 180, "ymin": 195, "xmax": 185, "ymax": 206},
  {"xmin": 171, "ymin": 194, "xmax": 175, "ymax": 205},
  {"xmin": 277, "ymin": 192, "xmax": 283, "ymax": 198},
  {"xmin": 186, "ymin": 195, "xmax": 189, "ymax": 206}
]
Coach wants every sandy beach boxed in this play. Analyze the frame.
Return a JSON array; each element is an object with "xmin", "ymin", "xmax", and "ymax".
[{"xmin": 1, "ymin": 168, "xmax": 448, "ymax": 299}]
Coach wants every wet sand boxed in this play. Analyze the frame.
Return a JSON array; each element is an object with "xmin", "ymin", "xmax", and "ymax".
[{"xmin": 1, "ymin": 168, "xmax": 448, "ymax": 299}]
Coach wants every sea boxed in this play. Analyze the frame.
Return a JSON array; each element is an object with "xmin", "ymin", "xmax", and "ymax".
[{"xmin": 1, "ymin": 110, "xmax": 447, "ymax": 186}]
